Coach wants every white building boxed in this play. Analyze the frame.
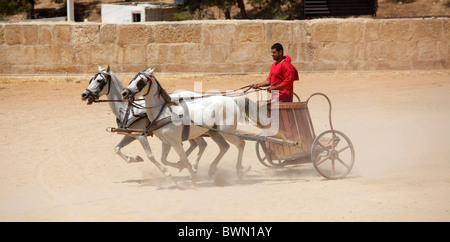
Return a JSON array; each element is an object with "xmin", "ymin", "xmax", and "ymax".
[{"xmin": 101, "ymin": 2, "xmax": 182, "ymax": 23}]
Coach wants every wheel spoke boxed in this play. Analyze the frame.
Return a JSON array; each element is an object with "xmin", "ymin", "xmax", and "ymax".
[
  {"xmin": 336, "ymin": 157, "xmax": 351, "ymax": 169},
  {"xmin": 316, "ymin": 155, "xmax": 330, "ymax": 166},
  {"xmin": 316, "ymin": 141, "xmax": 331, "ymax": 153},
  {"xmin": 338, "ymin": 145, "xmax": 351, "ymax": 153},
  {"xmin": 331, "ymin": 160, "xmax": 335, "ymax": 177}
]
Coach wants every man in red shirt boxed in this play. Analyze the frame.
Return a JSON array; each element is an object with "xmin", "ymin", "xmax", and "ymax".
[{"xmin": 251, "ymin": 43, "xmax": 299, "ymax": 102}]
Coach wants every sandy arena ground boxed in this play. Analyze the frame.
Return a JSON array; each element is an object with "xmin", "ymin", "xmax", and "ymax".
[{"xmin": 0, "ymin": 70, "xmax": 449, "ymax": 222}]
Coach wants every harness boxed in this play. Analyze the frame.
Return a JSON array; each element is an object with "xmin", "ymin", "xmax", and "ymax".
[{"xmin": 116, "ymin": 103, "xmax": 148, "ymax": 129}]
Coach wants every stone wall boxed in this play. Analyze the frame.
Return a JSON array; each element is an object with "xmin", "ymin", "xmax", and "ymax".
[{"xmin": 0, "ymin": 18, "xmax": 448, "ymax": 75}]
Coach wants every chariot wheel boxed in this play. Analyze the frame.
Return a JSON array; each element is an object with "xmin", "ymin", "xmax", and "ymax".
[
  {"xmin": 255, "ymin": 140, "xmax": 289, "ymax": 168},
  {"xmin": 311, "ymin": 130, "xmax": 355, "ymax": 179}
]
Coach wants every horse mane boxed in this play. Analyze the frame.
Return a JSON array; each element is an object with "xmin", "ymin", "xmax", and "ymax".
[
  {"xmin": 153, "ymin": 76, "xmax": 178, "ymax": 106},
  {"xmin": 109, "ymin": 72, "xmax": 125, "ymax": 89}
]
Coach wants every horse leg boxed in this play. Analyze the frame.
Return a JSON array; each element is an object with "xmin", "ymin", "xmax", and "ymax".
[
  {"xmin": 185, "ymin": 139, "xmax": 198, "ymax": 157},
  {"xmin": 161, "ymin": 142, "xmax": 185, "ymax": 171},
  {"xmin": 169, "ymin": 141, "xmax": 198, "ymax": 181},
  {"xmin": 137, "ymin": 135, "xmax": 171, "ymax": 177},
  {"xmin": 189, "ymin": 137, "xmax": 207, "ymax": 172},
  {"xmin": 207, "ymin": 131, "xmax": 230, "ymax": 177},
  {"xmin": 114, "ymin": 135, "xmax": 144, "ymax": 163},
  {"xmin": 221, "ymin": 132, "xmax": 248, "ymax": 180}
]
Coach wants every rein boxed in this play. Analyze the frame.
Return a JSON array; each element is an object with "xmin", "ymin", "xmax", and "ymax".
[
  {"xmin": 93, "ymin": 85, "xmax": 268, "ymax": 104},
  {"xmin": 174, "ymin": 85, "xmax": 270, "ymax": 103}
]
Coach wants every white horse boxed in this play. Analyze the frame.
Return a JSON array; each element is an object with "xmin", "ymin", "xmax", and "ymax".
[
  {"xmin": 81, "ymin": 66, "xmax": 210, "ymax": 177},
  {"xmin": 121, "ymin": 68, "xmax": 250, "ymax": 180}
]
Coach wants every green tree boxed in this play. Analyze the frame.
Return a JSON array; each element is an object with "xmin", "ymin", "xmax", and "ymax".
[
  {"xmin": 181, "ymin": 0, "xmax": 301, "ymax": 20},
  {"xmin": 182, "ymin": 0, "xmax": 247, "ymax": 19},
  {"xmin": 0, "ymin": 0, "xmax": 33, "ymax": 18},
  {"xmin": 250, "ymin": 0, "xmax": 299, "ymax": 19}
]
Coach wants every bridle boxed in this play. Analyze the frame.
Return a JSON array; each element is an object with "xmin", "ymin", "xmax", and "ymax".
[
  {"xmin": 129, "ymin": 71, "xmax": 154, "ymax": 97},
  {"xmin": 85, "ymin": 72, "xmax": 112, "ymax": 100},
  {"xmin": 125, "ymin": 71, "xmax": 161, "ymax": 110}
]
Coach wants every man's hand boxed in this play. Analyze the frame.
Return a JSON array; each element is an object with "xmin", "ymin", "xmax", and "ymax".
[
  {"xmin": 252, "ymin": 80, "xmax": 270, "ymax": 89},
  {"xmin": 251, "ymin": 83, "xmax": 260, "ymax": 89}
]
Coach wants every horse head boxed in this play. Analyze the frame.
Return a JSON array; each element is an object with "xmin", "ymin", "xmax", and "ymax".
[
  {"xmin": 81, "ymin": 65, "xmax": 112, "ymax": 104},
  {"xmin": 121, "ymin": 67, "xmax": 155, "ymax": 103}
]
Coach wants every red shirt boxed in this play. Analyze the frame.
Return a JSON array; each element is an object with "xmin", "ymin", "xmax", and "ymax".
[{"xmin": 267, "ymin": 55, "xmax": 299, "ymax": 102}]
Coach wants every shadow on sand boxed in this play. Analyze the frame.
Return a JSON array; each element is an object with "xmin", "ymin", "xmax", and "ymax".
[{"xmin": 120, "ymin": 163, "xmax": 326, "ymax": 190}]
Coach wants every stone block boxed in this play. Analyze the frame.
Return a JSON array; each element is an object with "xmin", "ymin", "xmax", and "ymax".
[
  {"xmin": 411, "ymin": 19, "xmax": 444, "ymax": 42},
  {"xmin": 54, "ymin": 24, "xmax": 71, "ymax": 45},
  {"xmin": 61, "ymin": 44, "xmax": 90, "ymax": 65},
  {"xmin": 242, "ymin": 63, "xmax": 267, "ymax": 73},
  {"xmin": 311, "ymin": 60, "xmax": 337, "ymax": 71},
  {"xmin": 90, "ymin": 44, "xmax": 119, "ymax": 65},
  {"xmin": 315, "ymin": 42, "xmax": 356, "ymax": 62},
  {"xmin": 437, "ymin": 40, "xmax": 448, "ymax": 61},
  {"xmin": 155, "ymin": 23, "xmax": 201, "ymax": 43},
  {"xmin": 122, "ymin": 45, "xmax": 147, "ymax": 64},
  {"xmin": 446, "ymin": 19, "xmax": 449, "ymax": 42},
  {"xmin": 386, "ymin": 41, "xmax": 408, "ymax": 61},
  {"xmin": 412, "ymin": 60, "xmax": 445, "ymax": 70},
  {"xmin": 120, "ymin": 64, "xmax": 149, "ymax": 73},
  {"xmin": 5, "ymin": 45, "xmax": 34, "ymax": 65},
  {"xmin": 230, "ymin": 42, "xmax": 256, "ymax": 63},
  {"xmin": 161, "ymin": 63, "xmax": 205, "ymax": 73},
  {"xmin": 21, "ymin": 25, "xmax": 38, "ymax": 45},
  {"xmin": 310, "ymin": 21, "xmax": 338, "ymax": 43},
  {"xmin": 0, "ymin": 25, "xmax": 4, "ymax": 45},
  {"xmin": 203, "ymin": 22, "xmax": 236, "ymax": 44},
  {"xmin": 10, "ymin": 65, "xmax": 35, "ymax": 74},
  {"xmin": 364, "ymin": 20, "xmax": 380, "ymax": 42},
  {"xmin": 5, "ymin": 25, "xmax": 21, "ymax": 45},
  {"xmin": 71, "ymin": 24, "xmax": 99, "ymax": 44},
  {"xmin": 204, "ymin": 63, "xmax": 238, "ymax": 73},
  {"xmin": 304, "ymin": 42, "xmax": 316, "ymax": 62},
  {"xmin": 35, "ymin": 45, "xmax": 59, "ymax": 64},
  {"xmin": 0, "ymin": 64, "xmax": 12, "ymax": 74},
  {"xmin": 99, "ymin": 24, "xmax": 116, "ymax": 44},
  {"xmin": 38, "ymin": 25, "xmax": 54, "ymax": 45},
  {"xmin": 0, "ymin": 45, "xmax": 7, "ymax": 64},
  {"xmin": 236, "ymin": 22, "xmax": 264, "ymax": 42},
  {"xmin": 292, "ymin": 21, "xmax": 308, "ymax": 43},
  {"xmin": 170, "ymin": 44, "xmax": 206, "ymax": 65},
  {"xmin": 338, "ymin": 21, "xmax": 363, "ymax": 43},
  {"xmin": 117, "ymin": 24, "xmax": 153, "ymax": 45},
  {"xmin": 254, "ymin": 43, "xmax": 271, "ymax": 63},
  {"xmin": 379, "ymin": 20, "xmax": 412, "ymax": 41},
  {"xmin": 367, "ymin": 41, "xmax": 389, "ymax": 61},
  {"xmin": 265, "ymin": 21, "xmax": 292, "ymax": 44},
  {"xmin": 418, "ymin": 40, "xmax": 438, "ymax": 60},
  {"xmin": 147, "ymin": 44, "xmax": 171, "ymax": 65},
  {"xmin": 210, "ymin": 43, "xmax": 231, "ymax": 63}
]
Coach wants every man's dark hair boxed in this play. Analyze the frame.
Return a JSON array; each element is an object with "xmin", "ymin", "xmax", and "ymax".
[{"xmin": 271, "ymin": 43, "xmax": 284, "ymax": 55}]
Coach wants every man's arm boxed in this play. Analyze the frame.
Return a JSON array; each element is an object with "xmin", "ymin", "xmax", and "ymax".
[
  {"xmin": 251, "ymin": 80, "xmax": 270, "ymax": 89},
  {"xmin": 268, "ymin": 84, "xmax": 285, "ymax": 91}
]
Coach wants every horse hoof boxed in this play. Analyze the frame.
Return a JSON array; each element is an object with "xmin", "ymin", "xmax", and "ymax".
[
  {"xmin": 127, "ymin": 156, "xmax": 144, "ymax": 163},
  {"xmin": 237, "ymin": 166, "xmax": 251, "ymax": 180},
  {"xmin": 208, "ymin": 167, "xmax": 217, "ymax": 178},
  {"xmin": 190, "ymin": 173, "xmax": 200, "ymax": 182}
]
